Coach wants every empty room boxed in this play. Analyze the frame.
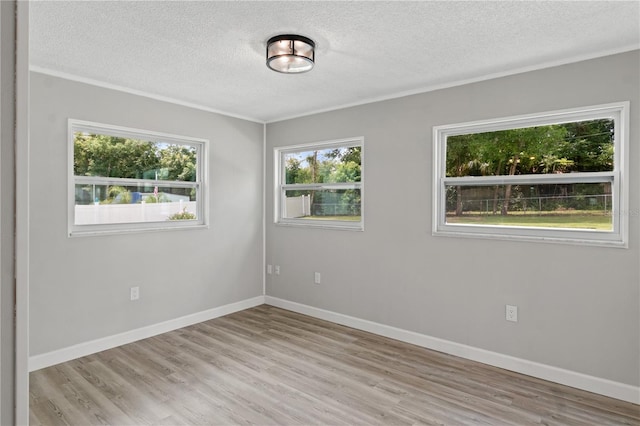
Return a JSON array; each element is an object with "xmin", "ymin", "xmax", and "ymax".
[{"xmin": 1, "ymin": 0, "xmax": 639, "ymax": 424}]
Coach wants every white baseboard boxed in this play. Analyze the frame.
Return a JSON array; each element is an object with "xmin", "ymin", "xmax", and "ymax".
[
  {"xmin": 265, "ymin": 296, "xmax": 640, "ymax": 405},
  {"xmin": 29, "ymin": 295, "xmax": 266, "ymax": 372}
]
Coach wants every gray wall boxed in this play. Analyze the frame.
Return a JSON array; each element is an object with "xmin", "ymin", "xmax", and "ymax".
[
  {"xmin": 265, "ymin": 51, "xmax": 640, "ymax": 386},
  {"xmin": 29, "ymin": 72, "xmax": 264, "ymax": 356},
  {"xmin": 0, "ymin": 2, "xmax": 16, "ymax": 424}
]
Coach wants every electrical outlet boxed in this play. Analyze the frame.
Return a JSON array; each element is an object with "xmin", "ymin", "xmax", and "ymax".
[
  {"xmin": 314, "ymin": 272, "xmax": 321, "ymax": 284},
  {"xmin": 267, "ymin": 264, "xmax": 273, "ymax": 275},
  {"xmin": 274, "ymin": 265, "xmax": 280, "ymax": 275},
  {"xmin": 130, "ymin": 286, "xmax": 140, "ymax": 301},
  {"xmin": 506, "ymin": 304, "xmax": 518, "ymax": 322}
]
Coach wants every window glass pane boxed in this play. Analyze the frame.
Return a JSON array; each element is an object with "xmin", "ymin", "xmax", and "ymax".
[
  {"xmin": 74, "ymin": 132, "xmax": 198, "ymax": 181},
  {"xmin": 284, "ymin": 146, "xmax": 361, "ymax": 184},
  {"xmin": 446, "ymin": 119, "xmax": 614, "ymax": 177},
  {"xmin": 445, "ymin": 182, "xmax": 612, "ymax": 231},
  {"xmin": 283, "ymin": 188, "xmax": 361, "ymax": 221},
  {"xmin": 74, "ymin": 182, "xmax": 197, "ymax": 225}
]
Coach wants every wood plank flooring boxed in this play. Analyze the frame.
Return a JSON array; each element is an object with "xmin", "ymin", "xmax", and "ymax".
[{"xmin": 30, "ymin": 305, "xmax": 640, "ymax": 425}]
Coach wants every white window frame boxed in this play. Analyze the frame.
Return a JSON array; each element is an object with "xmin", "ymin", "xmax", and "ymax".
[
  {"xmin": 433, "ymin": 102, "xmax": 629, "ymax": 247},
  {"xmin": 274, "ymin": 137, "xmax": 364, "ymax": 231},
  {"xmin": 68, "ymin": 119, "xmax": 208, "ymax": 237}
]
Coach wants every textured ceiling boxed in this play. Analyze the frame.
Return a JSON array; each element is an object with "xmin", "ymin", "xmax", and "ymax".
[{"xmin": 30, "ymin": 1, "xmax": 640, "ymax": 123}]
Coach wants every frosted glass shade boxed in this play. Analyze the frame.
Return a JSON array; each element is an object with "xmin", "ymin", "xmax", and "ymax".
[{"xmin": 266, "ymin": 35, "xmax": 315, "ymax": 73}]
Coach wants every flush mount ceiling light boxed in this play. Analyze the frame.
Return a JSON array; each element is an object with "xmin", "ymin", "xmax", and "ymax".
[{"xmin": 266, "ymin": 34, "xmax": 315, "ymax": 74}]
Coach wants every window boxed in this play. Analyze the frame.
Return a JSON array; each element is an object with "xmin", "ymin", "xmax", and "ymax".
[
  {"xmin": 274, "ymin": 138, "xmax": 363, "ymax": 230},
  {"xmin": 433, "ymin": 102, "xmax": 629, "ymax": 246},
  {"xmin": 69, "ymin": 120, "xmax": 207, "ymax": 236}
]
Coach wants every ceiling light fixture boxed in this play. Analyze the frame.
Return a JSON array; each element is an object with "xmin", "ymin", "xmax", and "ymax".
[{"xmin": 266, "ymin": 34, "xmax": 315, "ymax": 74}]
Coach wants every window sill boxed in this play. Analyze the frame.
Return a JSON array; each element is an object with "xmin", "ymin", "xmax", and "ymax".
[
  {"xmin": 276, "ymin": 220, "xmax": 363, "ymax": 232},
  {"xmin": 69, "ymin": 223, "xmax": 209, "ymax": 238},
  {"xmin": 433, "ymin": 227, "xmax": 627, "ymax": 248}
]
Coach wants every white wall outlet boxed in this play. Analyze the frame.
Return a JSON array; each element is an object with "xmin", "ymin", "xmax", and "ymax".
[
  {"xmin": 274, "ymin": 265, "xmax": 280, "ymax": 275},
  {"xmin": 267, "ymin": 264, "xmax": 273, "ymax": 275},
  {"xmin": 506, "ymin": 304, "xmax": 518, "ymax": 322},
  {"xmin": 130, "ymin": 286, "xmax": 140, "ymax": 301},
  {"xmin": 314, "ymin": 272, "xmax": 321, "ymax": 284}
]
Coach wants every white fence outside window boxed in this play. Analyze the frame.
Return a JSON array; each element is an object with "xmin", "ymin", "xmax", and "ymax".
[
  {"xmin": 75, "ymin": 201, "xmax": 197, "ymax": 225},
  {"xmin": 284, "ymin": 195, "xmax": 311, "ymax": 218}
]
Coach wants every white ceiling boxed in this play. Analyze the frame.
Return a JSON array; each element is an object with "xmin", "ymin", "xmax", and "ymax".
[{"xmin": 30, "ymin": 1, "xmax": 640, "ymax": 123}]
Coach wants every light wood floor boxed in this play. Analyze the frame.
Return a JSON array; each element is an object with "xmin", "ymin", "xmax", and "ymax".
[{"xmin": 30, "ymin": 305, "xmax": 639, "ymax": 425}]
